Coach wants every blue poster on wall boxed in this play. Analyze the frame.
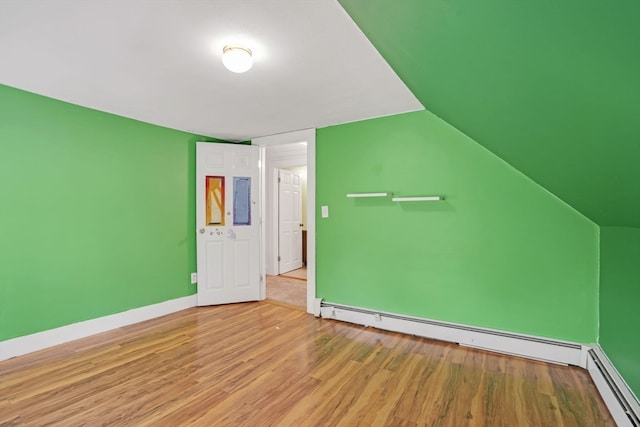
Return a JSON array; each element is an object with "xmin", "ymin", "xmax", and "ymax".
[{"xmin": 233, "ymin": 177, "xmax": 251, "ymax": 226}]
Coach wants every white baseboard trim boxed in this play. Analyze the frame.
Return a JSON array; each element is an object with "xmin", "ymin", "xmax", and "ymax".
[
  {"xmin": 0, "ymin": 295, "xmax": 197, "ymax": 361},
  {"xmin": 313, "ymin": 298, "xmax": 323, "ymax": 317},
  {"xmin": 587, "ymin": 345, "xmax": 640, "ymax": 427},
  {"xmin": 320, "ymin": 301, "xmax": 587, "ymax": 367}
]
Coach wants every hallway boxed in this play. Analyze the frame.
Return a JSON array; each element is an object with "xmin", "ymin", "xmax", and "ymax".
[{"xmin": 266, "ymin": 267, "xmax": 307, "ymax": 308}]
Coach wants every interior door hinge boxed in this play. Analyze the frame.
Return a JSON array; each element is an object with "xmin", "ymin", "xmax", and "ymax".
[
  {"xmin": 278, "ymin": 256, "xmax": 281, "ymax": 262},
  {"xmin": 278, "ymin": 177, "xmax": 281, "ymax": 183}
]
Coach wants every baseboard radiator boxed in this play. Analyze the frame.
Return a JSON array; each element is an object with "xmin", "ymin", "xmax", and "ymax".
[
  {"xmin": 319, "ymin": 301, "xmax": 586, "ymax": 366},
  {"xmin": 587, "ymin": 347, "xmax": 640, "ymax": 427},
  {"xmin": 319, "ymin": 300, "xmax": 639, "ymax": 427}
]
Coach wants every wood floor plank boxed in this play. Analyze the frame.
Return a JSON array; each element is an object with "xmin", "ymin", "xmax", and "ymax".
[
  {"xmin": 265, "ymin": 274, "xmax": 307, "ymax": 308},
  {"xmin": 0, "ymin": 301, "xmax": 615, "ymax": 426}
]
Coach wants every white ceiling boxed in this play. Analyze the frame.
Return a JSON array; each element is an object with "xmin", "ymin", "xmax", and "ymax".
[{"xmin": 0, "ymin": 0, "xmax": 422, "ymax": 141}]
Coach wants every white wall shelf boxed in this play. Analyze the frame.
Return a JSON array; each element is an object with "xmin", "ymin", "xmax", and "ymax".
[
  {"xmin": 346, "ymin": 192, "xmax": 392, "ymax": 198},
  {"xmin": 392, "ymin": 196, "xmax": 442, "ymax": 202}
]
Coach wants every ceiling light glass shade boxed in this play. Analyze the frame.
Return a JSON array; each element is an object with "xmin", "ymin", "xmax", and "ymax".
[{"xmin": 222, "ymin": 46, "xmax": 253, "ymax": 73}]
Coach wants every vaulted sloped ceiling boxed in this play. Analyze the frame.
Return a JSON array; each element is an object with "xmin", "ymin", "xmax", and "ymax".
[{"xmin": 339, "ymin": 0, "xmax": 640, "ymax": 227}]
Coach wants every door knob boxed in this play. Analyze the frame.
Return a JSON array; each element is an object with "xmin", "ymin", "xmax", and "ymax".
[
  {"xmin": 199, "ymin": 228, "xmax": 205, "ymax": 234},
  {"xmin": 300, "ymin": 224, "xmax": 304, "ymax": 227}
]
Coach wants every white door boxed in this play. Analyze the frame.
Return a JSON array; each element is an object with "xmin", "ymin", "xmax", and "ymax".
[
  {"xmin": 278, "ymin": 169, "xmax": 303, "ymax": 274},
  {"xmin": 196, "ymin": 142, "xmax": 261, "ymax": 306}
]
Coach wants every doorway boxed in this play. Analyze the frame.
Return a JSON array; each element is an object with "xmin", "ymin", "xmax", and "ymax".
[
  {"xmin": 267, "ymin": 148, "xmax": 307, "ymax": 308},
  {"xmin": 270, "ymin": 164, "xmax": 307, "ymax": 307},
  {"xmin": 252, "ymin": 129, "xmax": 316, "ymax": 313}
]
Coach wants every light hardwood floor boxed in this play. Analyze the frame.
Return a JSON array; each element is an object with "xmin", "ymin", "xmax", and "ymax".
[
  {"xmin": 0, "ymin": 301, "xmax": 614, "ymax": 426},
  {"xmin": 266, "ymin": 272, "xmax": 306, "ymax": 308}
]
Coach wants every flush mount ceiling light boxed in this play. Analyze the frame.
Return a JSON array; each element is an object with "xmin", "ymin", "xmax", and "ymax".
[{"xmin": 222, "ymin": 45, "xmax": 253, "ymax": 73}]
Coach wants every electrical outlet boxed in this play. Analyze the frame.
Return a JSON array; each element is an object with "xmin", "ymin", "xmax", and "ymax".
[{"xmin": 190, "ymin": 272, "xmax": 197, "ymax": 284}]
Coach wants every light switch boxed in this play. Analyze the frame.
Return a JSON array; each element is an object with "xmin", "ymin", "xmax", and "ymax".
[{"xmin": 321, "ymin": 205, "xmax": 329, "ymax": 218}]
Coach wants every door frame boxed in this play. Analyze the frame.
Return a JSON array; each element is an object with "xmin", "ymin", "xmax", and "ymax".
[{"xmin": 252, "ymin": 129, "xmax": 316, "ymax": 315}]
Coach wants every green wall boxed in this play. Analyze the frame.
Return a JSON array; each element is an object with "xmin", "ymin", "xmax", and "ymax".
[
  {"xmin": 599, "ymin": 226, "xmax": 640, "ymax": 397},
  {"xmin": 316, "ymin": 110, "xmax": 598, "ymax": 343},
  {"xmin": 338, "ymin": 0, "xmax": 640, "ymax": 228},
  {"xmin": 0, "ymin": 85, "xmax": 220, "ymax": 341}
]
